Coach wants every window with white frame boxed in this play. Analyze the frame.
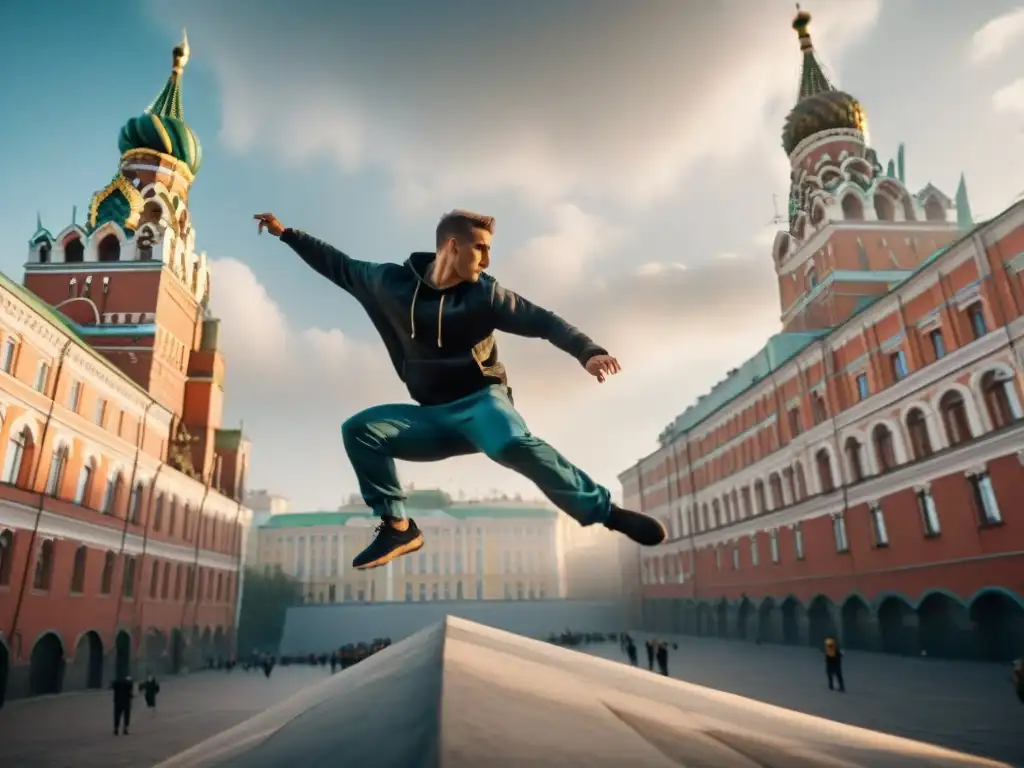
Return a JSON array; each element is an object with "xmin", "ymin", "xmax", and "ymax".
[
  {"xmin": 34, "ymin": 362, "xmax": 50, "ymax": 393},
  {"xmin": 916, "ymin": 488, "xmax": 941, "ymax": 536},
  {"xmin": 832, "ymin": 514, "xmax": 849, "ymax": 552},
  {"xmin": 731, "ymin": 545, "xmax": 739, "ymax": 570},
  {"xmin": 1, "ymin": 337, "xmax": 17, "ymax": 374},
  {"xmin": 67, "ymin": 379, "xmax": 82, "ymax": 412},
  {"xmin": 870, "ymin": 503, "xmax": 889, "ymax": 547},
  {"xmin": 969, "ymin": 471, "xmax": 1002, "ymax": 525},
  {"xmin": 769, "ymin": 529, "xmax": 780, "ymax": 563},
  {"xmin": 749, "ymin": 535, "xmax": 759, "ymax": 566},
  {"xmin": 94, "ymin": 398, "xmax": 107, "ymax": 427},
  {"xmin": 793, "ymin": 522, "xmax": 805, "ymax": 559}
]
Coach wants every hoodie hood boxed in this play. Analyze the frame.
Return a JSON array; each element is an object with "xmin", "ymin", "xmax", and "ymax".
[{"xmin": 404, "ymin": 251, "xmax": 464, "ymax": 348}]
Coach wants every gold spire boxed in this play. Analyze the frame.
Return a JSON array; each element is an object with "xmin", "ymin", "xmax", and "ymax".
[
  {"xmin": 793, "ymin": 5, "xmax": 814, "ymax": 53},
  {"xmin": 172, "ymin": 29, "xmax": 190, "ymax": 78},
  {"xmin": 791, "ymin": 7, "xmax": 834, "ymax": 101}
]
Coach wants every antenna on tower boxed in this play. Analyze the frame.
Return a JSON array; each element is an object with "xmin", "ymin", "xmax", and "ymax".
[{"xmin": 769, "ymin": 194, "xmax": 786, "ymax": 225}]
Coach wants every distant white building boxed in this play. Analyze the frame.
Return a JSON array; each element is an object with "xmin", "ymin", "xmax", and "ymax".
[{"xmin": 245, "ymin": 490, "xmax": 290, "ymax": 566}]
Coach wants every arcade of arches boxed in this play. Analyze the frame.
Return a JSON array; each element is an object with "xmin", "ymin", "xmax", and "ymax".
[
  {"xmin": 641, "ymin": 588, "xmax": 1024, "ymax": 662},
  {"xmin": 0, "ymin": 624, "xmax": 233, "ymax": 707}
]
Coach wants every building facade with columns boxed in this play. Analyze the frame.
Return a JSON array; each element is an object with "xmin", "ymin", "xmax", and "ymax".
[
  {"xmin": 256, "ymin": 490, "xmax": 560, "ymax": 604},
  {"xmin": 0, "ymin": 33, "xmax": 253, "ymax": 706},
  {"xmin": 620, "ymin": 11, "xmax": 1024, "ymax": 662}
]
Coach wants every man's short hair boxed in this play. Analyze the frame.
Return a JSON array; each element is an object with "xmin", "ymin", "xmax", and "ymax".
[{"xmin": 436, "ymin": 210, "xmax": 495, "ymax": 249}]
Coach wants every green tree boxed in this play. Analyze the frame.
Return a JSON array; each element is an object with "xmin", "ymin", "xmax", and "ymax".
[{"xmin": 237, "ymin": 567, "xmax": 303, "ymax": 655}]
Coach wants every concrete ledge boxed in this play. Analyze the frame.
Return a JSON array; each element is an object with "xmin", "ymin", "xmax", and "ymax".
[{"xmin": 158, "ymin": 617, "xmax": 1012, "ymax": 768}]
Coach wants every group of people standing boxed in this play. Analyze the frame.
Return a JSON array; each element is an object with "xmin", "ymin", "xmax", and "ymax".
[{"xmin": 619, "ymin": 634, "xmax": 673, "ymax": 676}]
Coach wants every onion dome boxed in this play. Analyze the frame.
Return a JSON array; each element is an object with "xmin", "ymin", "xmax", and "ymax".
[
  {"xmin": 781, "ymin": 10, "xmax": 868, "ymax": 156},
  {"xmin": 118, "ymin": 30, "xmax": 203, "ymax": 175}
]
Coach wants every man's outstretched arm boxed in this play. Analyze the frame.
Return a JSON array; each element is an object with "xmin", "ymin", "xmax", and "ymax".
[
  {"xmin": 490, "ymin": 281, "xmax": 608, "ymax": 366},
  {"xmin": 255, "ymin": 213, "xmax": 377, "ymax": 298}
]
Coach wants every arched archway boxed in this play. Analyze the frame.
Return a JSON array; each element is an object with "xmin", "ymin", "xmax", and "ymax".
[
  {"xmin": 757, "ymin": 598, "xmax": 776, "ymax": 643},
  {"xmin": 144, "ymin": 629, "xmax": 167, "ymax": 674},
  {"xmin": 213, "ymin": 626, "xmax": 226, "ymax": 660},
  {"xmin": 114, "ymin": 630, "xmax": 132, "ymax": 680},
  {"xmin": 695, "ymin": 603, "xmax": 714, "ymax": 637},
  {"xmin": 917, "ymin": 592, "xmax": 970, "ymax": 659},
  {"xmin": 0, "ymin": 640, "xmax": 9, "ymax": 709},
  {"xmin": 840, "ymin": 595, "xmax": 871, "ymax": 650},
  {"xmin": 781, "ymin": 597, "xmax": 804, "ymax": 645},
  {"xmin": 73, "ymin": 630, "xmax": 104, "ymax": 689},
  {"xmin": 170, "ymin": 628, "xmax": 185, "ymax": 674},
  {"xmin": 200, "ymin": 627, "xmax": 213, "ymax": 665},
  {"xmin": 969, "ymin": 590, "xmax": 1024, "ymax": 662},
  {"xmin": 807, "ymin": 595, "xmax": 838, "ymax": 649},
  {"xmin": 29, "ymin": 632, "xmax": 65, "ymax": 696},
  {"xmin": 736, "ymin": 597, "xmax": 753, "ymax": 641},
  {"xmin": 877, "ymin": 596, "xmax": 918, "ymax": 655},
  {"xmin": 715, "ymin": 600, "xmax": 729, "ymax": 639}
]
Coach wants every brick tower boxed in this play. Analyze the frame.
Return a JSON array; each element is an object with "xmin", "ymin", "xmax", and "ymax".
[
  {"xmin": 774, "ymin": 9, "xmax": 975, "ymax": 333},
  {"xmin": 22, "ymin": 32, "xmax": 239, "ymax": 491}
]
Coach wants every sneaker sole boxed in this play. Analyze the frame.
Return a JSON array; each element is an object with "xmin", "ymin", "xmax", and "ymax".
[{"xmin": 353, "ymin": 535, "xmax": 424, "ymax": 570}]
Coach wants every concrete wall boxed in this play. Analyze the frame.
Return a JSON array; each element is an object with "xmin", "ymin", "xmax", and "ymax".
[{"xmin": 279, "ymin": 599, "xmax": 627, "ymax": 654}]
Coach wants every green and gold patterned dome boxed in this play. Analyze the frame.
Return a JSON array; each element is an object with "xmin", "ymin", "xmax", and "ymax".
[
  {"xmin": 117, "ymin": 31, "xmax": 203, "ymax": 175},
  {"xmin": 781, "ymin": 10, "xmax": 868, "ymax": 156}
]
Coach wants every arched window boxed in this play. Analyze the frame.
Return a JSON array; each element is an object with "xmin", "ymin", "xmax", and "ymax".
[
  {"xmin": 32, "ymin": 539, "xmax": 55, "ymax": 591},
  {"xmin": 100, "ymin": 551, "xmax": 115, "ymax": 594},
  {"xmin": 64, "ymin": 237, "xmax": 85, "ymax": 263},
  {"xmin": 0, "ymin": 528, "xmax": 14, "ymax": 585},
  {"xmin": 167, "ymin": 498, "xmax": 178, "ymax": 536},
  {"xmin": 102, "ymin": 472, "xmax": 124, "ymax": 515},
  {"xmin": 844, "ymin": 437, "xmax": 865, "ymax": 482},
  {"xmin": 45, "ymin": 444, "xmax": 69, "ymax": 496},
  {"xmin": 75, "ymin": 459, "xmax": 96, "ymax": 506},
  {"xmin": 161, "ymin": 562, "xmax": 171, "ymax": 599},
  {"xmin": 924, "ymin": 197, "xmax": 945, "ymax": 222},
  {"xmin": 174, "ymin": 564, "xmax": 183, "ymax": 600},
  {"xmin": 70, "ymin": 545, "xmax": 87, "ymax": 593},
  {"xmin": 872, "ymin": 424, "xmax": 897, "ymax": 472},
  {"xmin": 129, "ymin": 482, "xmax": 144, "ymax": 523},
  {"xmin": 711, "ymin": 499, "xmax": 721, "ymax": 527},
  {"xmin": 794, "ymin": 463, "xmax": 808, "ymax": 500},
  {"xmin": 97, "ymin": 234, "xmax": 121, "ymax": 262},
  {"xmin": 841, "ymin": 194, "xmax": 864, "ymax": 221},
  {"xmin": 811, "ymin": 392, "xmax": 828, "ymax": 424},
  {"xmin": 906, "ymin": 408, "xmax": 933, "ymax": 459},
  {"xmin": 122, "ymin": 555, "xmax": 137, "ymax": 598},
  {"xmin": 873, "ymin": 193, "xmax": 894, "ymax": 221},
  {"xmin": 150, "ymin": 560, "xmax": 160, "ymax": 598},
  {"xmin": 153, "ymin": 493, "xmax": 165, "ymax": 531},
  {"xmin": 981, "ymin": 370, "xmax": 1020, "ymax": 430},
  {"xmin": 769, "ymin": 473, "xmax": 784, "ymax": 508},
  {"xmin": 939, "ymin": 391, "xmax": 972, "ymax": 446},
  {"xmin": 815, "ymin": 449, "xmax": 835, "ymax": 493},
  {"xmin": 2, "ymin": 426, "xmax": 35, "ymax": 487},
  {"xmin": 753, "ymin": 480, "xmax": 767, "ymax": 513},
  {"xmin": 37, "ymin": 240, "xmax": 52, "ymax": 263}
]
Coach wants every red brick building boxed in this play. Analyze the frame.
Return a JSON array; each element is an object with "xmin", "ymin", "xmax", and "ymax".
[
  {"xmin": 0, "ymin": 33, "xmax": 252, "ymax": 705},
  {"xmin": 619, "ymin": 11, "xmax": 1024, "ymax": 662}
]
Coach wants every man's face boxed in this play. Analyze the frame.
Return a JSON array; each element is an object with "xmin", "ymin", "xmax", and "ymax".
[{"xmin": 449, "ymin": 227, "xmax": 491, "ymax": 282}]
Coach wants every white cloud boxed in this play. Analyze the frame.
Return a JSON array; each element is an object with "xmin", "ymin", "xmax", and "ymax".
[
  {"xmin": 970, "ymin": 7, "xmax": 1024, "ymax": 64},
  {"xmin": 169, "ymin": 1, "xmax": 879, "ymax": 209},
  {"xmin": 992, "ymin": 78, "xmax": 1024, "ymax": 117}
]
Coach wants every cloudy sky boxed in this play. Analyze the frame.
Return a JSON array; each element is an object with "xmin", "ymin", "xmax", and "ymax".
[{"xmin": 1, "ymin": 1, "xmax": 1023, "ymax": 511}]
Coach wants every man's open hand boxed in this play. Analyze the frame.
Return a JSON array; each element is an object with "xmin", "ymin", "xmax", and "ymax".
[
  {"xmin": 585, "ymin": 354, "xmax": 621, "ymax": 383},
  {"xmin": 254, "ymin": 213, "xmax": 285, "ymax": 237}
]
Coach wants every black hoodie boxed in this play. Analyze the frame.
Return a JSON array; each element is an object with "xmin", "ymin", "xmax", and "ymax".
[{"xmin": 280, "ymin": 230, "xmax": 607, "ymax": 406}]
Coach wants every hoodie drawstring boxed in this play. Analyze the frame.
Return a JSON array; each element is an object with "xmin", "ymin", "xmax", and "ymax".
[
  {"xmin": 410, "ymin": 281, "xmax": 421, "ymax": 339},
  {"xmin": 436, "ymin": 295, "xmax": 445, "ymax": 348},
  {"xmin": 409, "ymin": 280, "xmax": 445, "ymax": 348}
]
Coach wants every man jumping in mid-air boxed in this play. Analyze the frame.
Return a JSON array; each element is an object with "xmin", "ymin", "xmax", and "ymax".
[{"xmin": 254, "ymin": 210, "xmax": 667, "ymax": 570}]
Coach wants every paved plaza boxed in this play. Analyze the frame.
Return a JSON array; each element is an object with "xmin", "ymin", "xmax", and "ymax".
[
  {"xmin": 0, "ymin": 636, "xmax": 1021, "ymax": 767},
  {"xmin": 587, "ymin": 634, "xmax": 1024, "ymax": 767},
  {"xmin": 0, "ymin": 665, "xmax": 329, "ymax": 768}
]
